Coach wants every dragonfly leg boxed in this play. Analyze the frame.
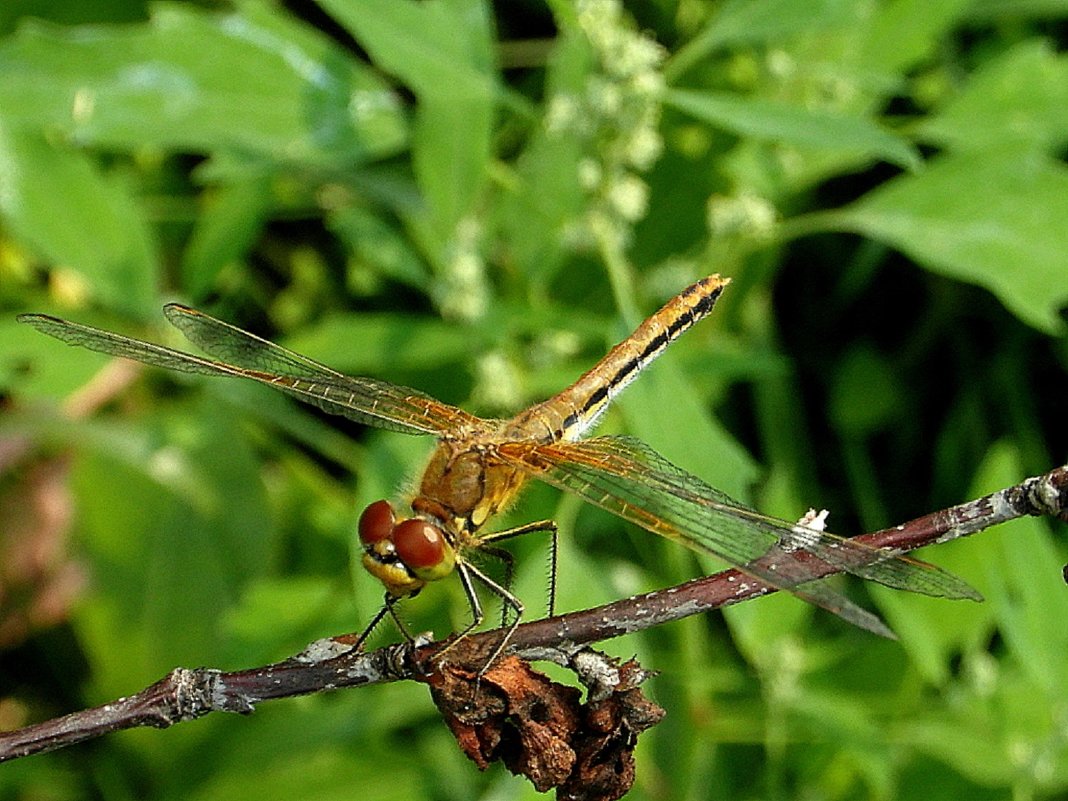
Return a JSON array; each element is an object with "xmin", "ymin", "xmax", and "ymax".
[
  {"xmin": 352, "ymin": 598, "xmax": 389, "ymax": 650},
  {"xmin": 480, "ymin": 518, "xmax": 558, "ymax": 544},
  {"xmin": 480, "ymin": 519, "xmax": 559, "ymax": 618},
  {"xmin": 459, "ymin": 560, "xmax": 525, "ymax": 676},
  {"xmin": 547, "ymin": 525, "xmax": 558, "ymax": 618},
  {"xmin": 354, "ymin": 593, "xmax": 415, "ymax": 650},
  {"xmin": 431, "ymin": 561, "xmax": 486, "ymax": 664},
  {"xmin": 433, "ymin": 560, "xmax": 524, "ymax": 675},
  {"xmin": 476, "ymin": 543, "xmax": 517, "ymax": 628}
]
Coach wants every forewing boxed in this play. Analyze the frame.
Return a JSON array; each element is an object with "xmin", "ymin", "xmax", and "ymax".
[
  {"xmin": 18, "ymin": 310, "xmax": 477, "ymax": 436},
  {"xmin": 499, "ymin": 435, "xmax": 979, "ymax": 636},
  {"xmin": 162, "ymin": 305, "xmax": 487, "ymax": 435}
]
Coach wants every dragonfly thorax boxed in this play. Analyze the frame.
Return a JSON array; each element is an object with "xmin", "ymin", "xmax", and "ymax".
[
  {"xmin": 358, "ymin": 499, "xmax": 457, "ymax": 598},
  {"xmin": 417, "ymin": 441, "xmax": 526, "ymax": 530}
]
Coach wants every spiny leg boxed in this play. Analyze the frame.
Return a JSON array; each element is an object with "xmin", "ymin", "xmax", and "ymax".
[
  {"xmin": 431, "ymin": 561, "xmax": 487, "ymax": 663},
  {"xmin": 481, "ymin": 519, "xmax": 558, "ymax": 544},
  {"xmin": 354, "ymin": 593, "xmax": 415, "ymax": 650},
  {"xmin": 431, "ymin": 521, "xmax": 555, "ymax": 668},
  {"xmin": 546, "ymin": 525, "xmax": 559, "ymax": 618},
  {"xmin": 432, "ymin": 560, "xmax": 524, "ymax": 675},
  {"xmin": 352, "ymin": 599, "xmax": 390, "ymax": 650},
  {"xmin": 477, "ymin": 543, "xmax": 516, "ymax": 628},
  {"xmin": 458, "ymin": 560, "xmax": 525, "ymax": 675},
  {"xmin": 480, "ymin": 519, "xmax": 559, "ymax": 618}
]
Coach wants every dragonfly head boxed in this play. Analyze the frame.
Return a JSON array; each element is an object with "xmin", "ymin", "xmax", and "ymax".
[{"xmin": 358, "ymin": 499, "xmax": 457, "ymax": 597}]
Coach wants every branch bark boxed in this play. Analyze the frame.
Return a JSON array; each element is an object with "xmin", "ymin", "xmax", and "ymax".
[{"xmin": 2, "ymin": 462, "xmax": 1066, "ymax": 786}]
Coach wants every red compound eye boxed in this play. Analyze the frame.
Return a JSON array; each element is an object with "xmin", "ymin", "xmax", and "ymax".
[
  {"xmin": 358, "ymin": 500, "xmax": 395, "ymax": 545},
  {"xmin": 393, "ymin": 519, "xmax": 446, "ymax": 569}
]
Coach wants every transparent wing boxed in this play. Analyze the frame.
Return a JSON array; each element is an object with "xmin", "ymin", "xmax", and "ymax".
[
  {"xmin": 18, "ymin": 307, "xmax": 483, "ymax": 436},
  {"xmin": 499, "ymin": 435, "xmax": 980, "ymax": 637}
]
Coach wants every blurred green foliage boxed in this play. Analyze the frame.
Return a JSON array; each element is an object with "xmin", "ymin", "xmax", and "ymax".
[{"xmin": 1, "ymin": 0, "xmax": 1067, "ymax": 799}]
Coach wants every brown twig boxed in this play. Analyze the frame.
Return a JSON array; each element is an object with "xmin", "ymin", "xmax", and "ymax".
[
  {"xmin": 2, "ymin": 462, "xmax": 1066, "ymax": 786},
  {"xmin": 0, "ymin": 636, "xmax": 419, "ymax": 763}
]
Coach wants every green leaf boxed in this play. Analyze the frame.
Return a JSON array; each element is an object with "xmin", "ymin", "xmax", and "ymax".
[
  {"xmin": 281, "ymin": 312, "xmax": 472, "ymax": 374},
  {"xmin": 918, "ymin": 39, "xmax": 1068, "ymax": 153},
  {"xmin": 0, "ymin": 128, "xmax": 157, "ymax": 316},
  {"xmin": 185, "ymin": 747, "xmax": 423, "ymax": 801},
  {"xmin": 181, "ymin": 175, "xmax": 273, "ymax": 298},
  {"xmin": 0, "ymin": 4, "xmax": 406, "ymax": 163},
  {"xmin": 318, "ymin": 0, "xmax": 497, "ymax": 238},
  {"xmin": 220, "ymin": 577, "xmax": 353, "ymax": 665},
  {"xmin": 830, "ymin": 147, "xmax": 1068, "ymax": 334},
  {"xmin": 873, "ymin": 569, "xmax": 992, "ymax": 686},
  {"xmin": 71, "ymin": 403, "xmax": 274, "ymax": 699},
  {"xmin": 967, "ymin": 0, "xmax": 1068, "ymax": 20},
  {"xmin": 665, "ymin": 89, "xmax": 921, "ymax": 170},
  {"xmin": 327, "ymin": 206, "xmax": 431, "ymax": 292},
  {"xmin": 667, "ymin": 0, "xmax": 851, "ymax": 80},
  {"xmin": 724, "ymin": 590, "xmax": 815, "ymax": 659},
  {"xmin": 316, "ymin": 0, "xmax": 497, "ymax": 101},
  {"xmin": 970, "ymin": 442, "xmax": 1068, "ymax": 693},
  {"xmin": 496, "ymin": 28, "xmax": 588, "ymax": 286},
  {"xmin": 857, "ymin": 0, "xmax": 974, "ymax": 74},
  {"xmin": 412, "ymin": 94, "xmax": 494, "ymax": 240},
  {"xmin": 319, "ymin": 0, "xmax": 498, "ymax": 240},
  {"xmin": 829, "ymin": 343, "xmax": 903, "ymax": 436}
]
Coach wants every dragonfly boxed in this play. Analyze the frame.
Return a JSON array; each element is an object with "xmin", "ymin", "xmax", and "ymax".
[{"xmin": 18, "ymin": 275, "xmax": 979, "ymax": 657}]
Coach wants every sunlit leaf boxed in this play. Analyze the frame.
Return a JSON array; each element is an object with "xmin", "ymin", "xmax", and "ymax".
[
  {"xmin": 0, "ymin": 4, "xmax": 406, "ymax": 162},
  {"xmin": 918, "ymin": 40, "xmax": 1068, "ymax": 152},
  {"xmin": 0, "ymin": 128, "xmax": 157, "ymax": 315},
  {"xmin": 666, "ymin": 90, "xmax": 920, "ymax": 170},
  {"xmin": 831, "ymin": 147, "xmax": 1068, "ymax": 334}
]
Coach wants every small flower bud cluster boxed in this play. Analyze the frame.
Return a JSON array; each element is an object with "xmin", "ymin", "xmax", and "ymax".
[
  {"xmin": 436, "ymin": 216, "xmax": 488, "ymax": 323},
  {"xmin": 549, "ymin": 0, "xmax": 667, "ymax": 252}
]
